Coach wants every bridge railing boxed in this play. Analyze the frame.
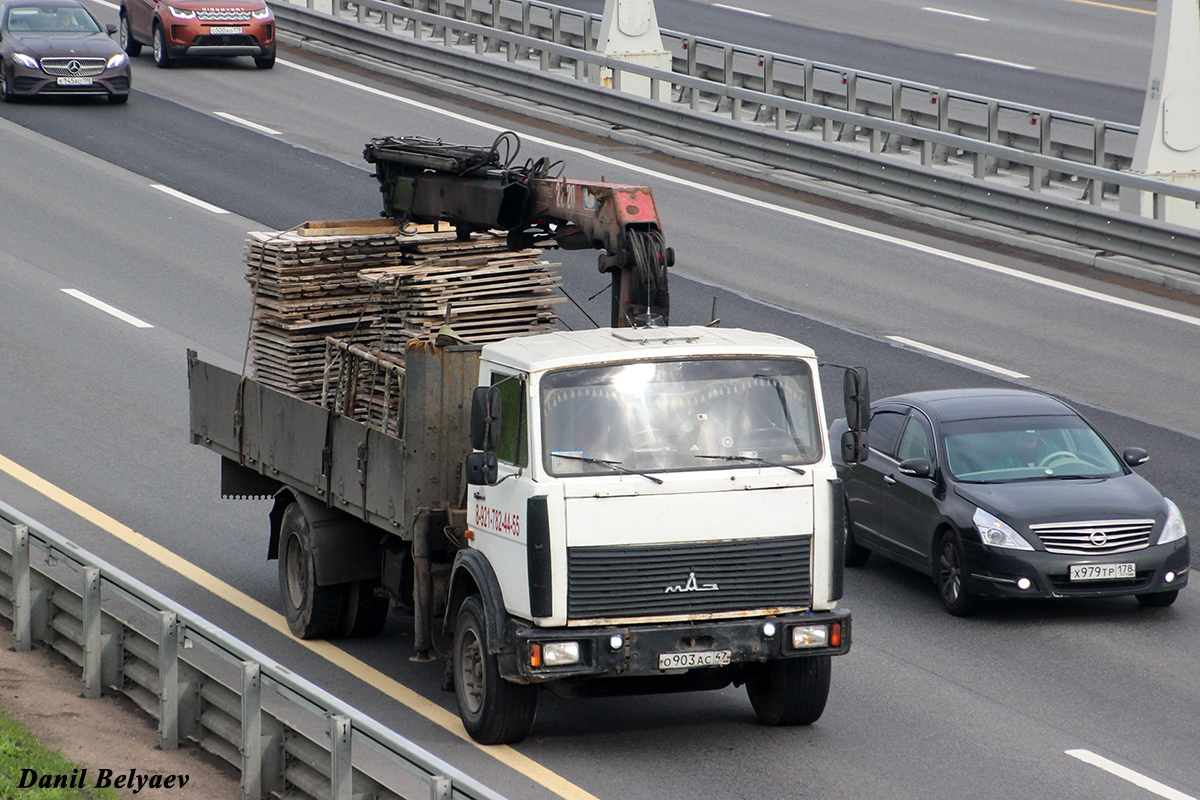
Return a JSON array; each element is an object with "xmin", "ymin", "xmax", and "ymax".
[{"xmin": 270, "ymin": 0, "xmax": 1200, "ymax": 275}]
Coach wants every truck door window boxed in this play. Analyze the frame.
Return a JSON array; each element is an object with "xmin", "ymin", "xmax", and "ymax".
[{"xmin": 492, "ymin": 373, "xmax": 528, "ymax": 467}]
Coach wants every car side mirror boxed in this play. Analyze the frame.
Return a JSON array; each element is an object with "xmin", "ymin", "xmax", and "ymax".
[
  {"xmin": 898, "ymin": 458, "xmax": 932, "ymax": 479},
  {"xmin": 840, "ymin": 430, "xmax": 869, "ymax": 464},
  {"xmin": 1122, "ymin": 447, "xmax": 1149, "ymax": 468},
  {"xmin": 106, "ymin": 22, "xmax": 117, "ymax": 35},
  {"xmin": 465, "ymin": 451, "xmax": 499, "ymax": 486}
]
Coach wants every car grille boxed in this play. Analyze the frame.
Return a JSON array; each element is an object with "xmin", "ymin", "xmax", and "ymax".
[
  {"xmin": 197, "ymin": 9, "xmax": 253, "ymax": 21},
  {"xmin": 567, "ymin": 536, "xmax": 812, "ymax": 621},
  {"xmin": 1030, "ymin": 519, "xmax": 1155, "ymax": 555},
  {"xmin": 40, "ymin": 58, "xmax": 107, "ymax": 77}
]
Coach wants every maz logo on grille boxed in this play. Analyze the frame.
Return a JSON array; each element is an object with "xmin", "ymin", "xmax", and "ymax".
[{"xmin": 665, "ymin": 572, "xmax": 719, "ymax": 594}]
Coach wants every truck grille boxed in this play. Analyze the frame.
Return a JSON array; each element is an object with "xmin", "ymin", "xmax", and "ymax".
[
  {"xmin": 1030, "ymin": 519, "xmax": 1154, "ymax": 555},
  {"xmin": 567, "ymin": 536, "xmax": 811, "ymax": 621},
  {"xmin": 40, "ymin": 57, "xmax": 106, "ymax": 76}
]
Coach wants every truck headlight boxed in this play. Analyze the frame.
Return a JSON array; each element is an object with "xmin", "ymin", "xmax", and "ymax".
[
  {"xmin": 791, "ymin": 625, "xmax": 828, "ymax": 649},
  {"xmin": 529, "ymin": 641, "xmax": 580, "ymax": 668}
]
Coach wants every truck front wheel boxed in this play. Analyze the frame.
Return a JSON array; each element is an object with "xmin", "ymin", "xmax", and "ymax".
[
  {"xmin": 746, "ymin": 655, "xmax": 831, "ymax": 726},
  {"xmin": 279, "ymin": 502, "xmax": 348, "ymax": 639},
  {"xmin": 453, "ymin": 596, "xmax": 537, "ymax": 744}
]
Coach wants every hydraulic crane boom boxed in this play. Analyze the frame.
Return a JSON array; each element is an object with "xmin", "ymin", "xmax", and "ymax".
[{"xmin": 363, "ymin": 131, "xmax": 673, "ymax": 327}]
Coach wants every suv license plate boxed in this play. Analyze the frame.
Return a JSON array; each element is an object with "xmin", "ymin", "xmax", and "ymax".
[
  {"xmin": 1069, "ymin": 563, "xmax": 1135, "ymax": 581},
  {"xmin": 210, "ymin": 26, "xmax": 243, "ymax": 33},
  {"xmin": 57, "ymin": 76, "xmax": 93, "ymax": 86},
  {"xmin": 659, "ymin": 650, "xmax": 732, "ymax": 670}
]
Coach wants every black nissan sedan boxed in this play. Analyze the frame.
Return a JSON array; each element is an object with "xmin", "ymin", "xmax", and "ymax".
[
  {"xmin": 830, "ymin": 389, "xmax": 1189, "ymax": 615},
  {"xmin": 0, "ymin": 0, "xmax": 131, "ymax": 103}
]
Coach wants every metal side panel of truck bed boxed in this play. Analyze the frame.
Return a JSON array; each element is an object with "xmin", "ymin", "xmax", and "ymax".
[{"xmin": 186, "ymin": 344, "xmax": 480, "ymax": 537}]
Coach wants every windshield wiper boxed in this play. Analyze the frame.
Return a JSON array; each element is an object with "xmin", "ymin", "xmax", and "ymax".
[
  {"xmin": 695, "ymin": 454, "xmax": 806, "ymax": 476},
  {"xmin": 550, "ymin": 453, "xmax": 664, "ymax": 484}
]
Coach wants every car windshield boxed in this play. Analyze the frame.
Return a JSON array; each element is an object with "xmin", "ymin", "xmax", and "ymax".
[
  {"xmin": 942, "ymin": 414, "xmax": 1123, "ymax": 483},
  {"xmin": 6, "ymin": 5, "xmax": 100, "ymax": 32},
  {"xmin": 541, "ymin": 357, "xmax": 822, "ymax": 476}
]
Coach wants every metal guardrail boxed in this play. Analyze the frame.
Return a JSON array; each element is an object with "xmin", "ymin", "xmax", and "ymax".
[
  {"xmin": 0, "ymin": 499, "xmax": 508, "ymax": 800},
  {"xmin": 271, "ymin": 0, "xmax": 1200, "ymax": 274}
]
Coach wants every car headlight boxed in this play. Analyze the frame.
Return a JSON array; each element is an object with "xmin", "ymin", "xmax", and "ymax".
[
  {"xmin": 13, "ymin": 53, "xmax": 39, "ymax": 69},
  {"xmin": 167, "ymin": 6, "xmax": 196, "ymax": 18},
  {"xmin": 1158, "ymin": 498, "xmax": 1187, "ymax": 545},
  {"xmin": 106, "ymin": 53, "xmax": 128, "ymax": 69},
  {"xmin": 973, "ymin": 508, "xmax": 1034, "ymax": 550},
  {"xmin": 251, "ymin": 6, "xmax": 273, "ymax": 19}
]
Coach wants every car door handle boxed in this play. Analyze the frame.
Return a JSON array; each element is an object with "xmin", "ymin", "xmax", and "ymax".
[{"xmin": 883, "ymin": 474, "xmax": 897, "ymax": 484}]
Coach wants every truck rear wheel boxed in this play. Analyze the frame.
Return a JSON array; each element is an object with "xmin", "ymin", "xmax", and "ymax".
[
  {"xmin": 279, "ymin": 502, "xmax": 348, "ymax": 639},
  {"xmin": 746, "ymin": 655, "xmax": 831, "ymax": 726},
  {"xmin": 452, "ymin": 596, "xmax": 537, "ymax": 744},
  {"xmin": 340, "ymin": 579, "xmax": 391, "ymax": 637}
]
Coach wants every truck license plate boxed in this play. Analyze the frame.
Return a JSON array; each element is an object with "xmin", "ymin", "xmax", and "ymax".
[
  {"xmin": 658, "ymin": 650, "xmax": 732, "ymax": 670},
  {"xmin": 57, "ymin": 76, "xmax": 93, "ymax": 86},
  {"xmin": 210, "ymin": 26, "xmax": 243, "ymax": 33},
  {"xmin": 1069, "ymin": 563, "xmax": 1135, "ymax": 581}
]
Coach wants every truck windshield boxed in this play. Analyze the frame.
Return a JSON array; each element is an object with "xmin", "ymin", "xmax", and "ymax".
[{"xmin": 541, "ymin": 357, "xmax": 821, "ymax": 475}]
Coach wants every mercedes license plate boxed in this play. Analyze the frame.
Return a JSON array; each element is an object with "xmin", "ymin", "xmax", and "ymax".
[
  {"xmin": 210, "ymin": 25, "xmax": 243, "ymax": 33},
  {"xmin": 1069, "ymin": 563, "xmax": 1135, "ymax": 581},
  {"xmin": 57, "ymin": 76, "xmax": 93, "ymax": 86},
  {"xmin": 658, "ymin": 650, "xmax": 732, "ymax": 670}
]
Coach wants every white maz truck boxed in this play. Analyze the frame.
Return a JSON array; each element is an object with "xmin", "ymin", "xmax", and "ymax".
[{"xmin": 189, "ymin": 323, "xmax": 865, "ymax": 744}]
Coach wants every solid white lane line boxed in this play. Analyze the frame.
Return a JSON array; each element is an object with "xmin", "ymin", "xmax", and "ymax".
[
  {"xmin": 1067, "ymin": 750, "xmax": 1198, "ymax": 800},
  {"xmin": 922, "ymin": 6, "xmax": 990, "ymax": 21},
  {"xmin": 150, "ymin": 184, "xmax": 230, "ymax": 214},
  {"xmin": 61, "ymin": 289, "xmax": 153, "ymax": 328},
  {"xmin": 712, "ymin": 3, "xmax": 773, "ymax": 17},
  {"xmin": 887, "ymin": 336, "xmax": 1028, "ymax": 379},
  {"xmin": 278, "ymin": 59, "xmax": 1200, "ymax": 332},
  {"xmin": 213, "ymin": 111, "xmax": 282, "ymax": 135},
  {"xmin": 955, "ymin": 53, "xmax": 1037, "ymax": 70}
]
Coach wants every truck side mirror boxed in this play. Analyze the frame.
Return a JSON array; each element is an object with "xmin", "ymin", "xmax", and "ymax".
[
  {"xmin": 466, "ymin": 451, "xmax": 499, "ymax": 486},
  {"xmin": 470, "ymin": 386, "xmax": 502, "ymax": 452},
  {"xmin": 840, "ymin": 430, "xmax": 869, "ymax": 464},
  {"xmin": 843, "ymin": 367, "xmax": 870, "ymax": 432}
]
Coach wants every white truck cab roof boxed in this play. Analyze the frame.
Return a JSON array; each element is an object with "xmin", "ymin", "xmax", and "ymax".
[{"xmin": 480, "ymin": 326, "xmax": 818, "ymax": 373}]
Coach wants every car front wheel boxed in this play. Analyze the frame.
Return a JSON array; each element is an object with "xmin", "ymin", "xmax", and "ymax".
[
  {"xmin": 936, "ymin": 531, "xmax": 981, "ymax": 616},
  {"xmin": 0, "ymin": 65, "xmax": 14, "ymax": 103},
  {"xmin": 152, "ymin": 24, "xmax": 172, "ymax": 68},
  {"xmin": 843, "ymin": 498, "xmax": 871, "ymax": 567},
  {"xmin": 120, "ymin": 14, "xmax": 141, "ymax": 56}
]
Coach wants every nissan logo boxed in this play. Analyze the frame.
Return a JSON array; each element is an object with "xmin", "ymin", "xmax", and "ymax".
[
  {"xmin": 1088, "ymin": 530, "xmax": 1109, "ymax": 547},
  {"xmin": 65, "ymin": 60, "xmax": 83, "ymax": 74}
]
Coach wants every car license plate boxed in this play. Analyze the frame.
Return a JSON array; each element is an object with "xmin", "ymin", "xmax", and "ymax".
[
  {"xmin": 56, "ymin": 76, "xmax": 93, "ymax": 86},
  {"xmin": 210, "ymin": 26, "xmax": 243, "ymax": 33},
  {"xmin": 658, "ymin": 650, "xmax": 732, "ymax": 670},
  {"xmin": 1069, "ymin": 563, "xmax": 1135, "ymax": 581}
]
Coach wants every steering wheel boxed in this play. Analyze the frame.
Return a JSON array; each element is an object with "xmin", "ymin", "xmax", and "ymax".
[
  {"xmin": 628, "ymin": 427, "xmax": 666, "ymax": 451},
  {"xmin": 1037, "ymin": 450, "xmax": 1078, "ymax": 468}
]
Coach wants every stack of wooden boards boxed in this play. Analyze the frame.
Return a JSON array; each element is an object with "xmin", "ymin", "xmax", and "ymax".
[{"xmin": 244, "ymin": 219, "xmax": 564, "ymax": 402}]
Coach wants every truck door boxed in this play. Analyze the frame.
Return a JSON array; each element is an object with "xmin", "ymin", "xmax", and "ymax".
[{"xmin": 468, "ymin": 372, "xmax": 541, "ymax": 621}]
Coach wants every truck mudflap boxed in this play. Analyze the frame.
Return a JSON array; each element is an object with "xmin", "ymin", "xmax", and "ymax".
[{"xmin": 503, "ymin": 610, "xmax": 851, "ymax": 684}]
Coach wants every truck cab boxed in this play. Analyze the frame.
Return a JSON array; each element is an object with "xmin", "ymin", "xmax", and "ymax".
[{"xmin": 450, "ymin": 326, "xmax": 851, "ymax": 743}]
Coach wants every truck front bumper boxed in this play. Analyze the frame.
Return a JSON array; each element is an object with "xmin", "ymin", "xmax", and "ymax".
[{"xmin": 507, "ymin": 610, "xmax": 851, "ymax": 683}]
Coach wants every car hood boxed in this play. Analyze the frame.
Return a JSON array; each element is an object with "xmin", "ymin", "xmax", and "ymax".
[
  {"xmin": 8, "ymin": 32, "xmax": 120, "ymax": 57},
  {"xmin": 954, "ymin": 472, "xmax": 1165, "ymax": 528}
]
